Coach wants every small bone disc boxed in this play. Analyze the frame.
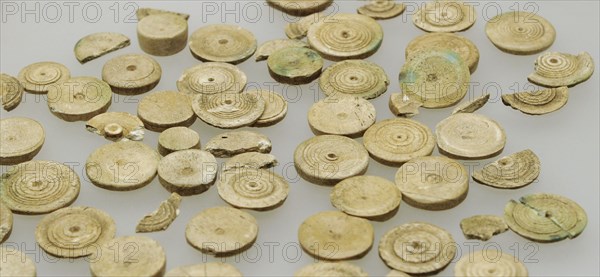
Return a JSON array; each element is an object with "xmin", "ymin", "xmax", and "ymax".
[
  {"xmin": 308, "ymin": 96, "xmax": 376, "ymax": 138},
  {"xmin": 18, "ymin": 61, "xmax": 70, "ymax": 94},
  {"xmin": 267, "ymin": 47, "xmax": 323, "ymax": 84},
  {"xmin": 399, "ymin": 50, "xmax": 470, "ymax": 108},
  {"xmin": 406, "ymin": 33, "xmax": 479, "ymax": 73},
  {"xmin": 319, "ymin": 59, "xmax": 389, "ymax": 99},
  {"xmin": 102, "ymin": 54, "xmax": 161, "ymax": 95},
  {"xmin": 364, "ymin": 118, "xmax": 435, "ymax": 166},
  {"xmin": 486, "ymin": 11, "xmax": 555, "ymax": 55},
  {"xmin": 74, "ymin": 32, "xmax": 130, "ymax": 64},
  {"xmin": 455, "ymin": 250, "xmax": 528, "ymax": 277},
  {"xmin": 158, "ymin": 127, "xmax": 201, "ymax": 156},
  {"xmin": 189, "ymin": 24, "xmax": 257, "ymax": 64},
  {"xmin": 0, "ymin": 200, "xmax": 13, "ymax": 243},
  {"xmin": 298, "ymin": 211, "xmax": 374, "ymax": 260},
  {"xmin": 192, "ymin": 92, "xmax": 265, "ymax": 129},
  {"xmin": 186, "ymin": 206, "xmax": 258, "ymax": 256},
  {"xmin": 177, "ymin": 62, "xmax": 246, "ymax": 95},
  {"xmin": 158, "ymin": 149, "xmax": 218, "ymax": 196},
  {"xmin": 295, "ymin": 262, "xmax": 368, "ymax": 277},
  {"xmin": 86, "ymin": 112, "xmax": 145, "ymax": 141},
  {"xmin": 379, "ymin": 222, "xmax": 456, "ymax": 274},
  {"xmin": 528, "ymin": 52, "xmax": 595, "ymax": 88},
  {"xmin": 502, "ymin": 87, "xmax": 568, "ymax": 115},
  {"xmin": 35, "ymin": 206, "xmax": 116, "ymax": 258},
  {"xmin": 307, "ymin": 13, "xmax": 383, "ymax": 60},
  {"xmin": 330, "ymin": 175, "xmax": 401, "ymax": 220},
  {"xmin": 255, "ymin": 39, "xmax": 308, "ymax": 61},
  {"xmin": 205, "ymin": 131, "xmax": 271, "ymax": 158},
  {"xmin": 86, "ymin": 141, "xmax": 160, "ymax": 191},
  {"xmin": 0, "ymin": 247, "xmax": 36, "ymax": 277},
  {"xmin": 222, "ymin": 152, "xmax": 278, "ymax": 171},
  {"xmin": 249, "ymin": 90, "xmax": 288, "ymax": 127},
  {"xmin": 358, "ymin": 0, "xmax": 406, "ymax": 20},
  {"xmin": 0, "ymin": 160, "xmax": 80, "ymax": 215},
  {"xmin": 436, "ymin": 113, "xmax": 506, "ymax": 159},
  {"xmin": 138, "ymin": 90, "xmax": 196, "ymax": 132},
  {"xmin": 459, "ymin": 215, "xmax": 508, "ymax": 241},
  {"xmin": 47, "ymin": 77, "xmax": 112, "ymax": 122},
  {"xmin": 504, "ymin": 193, "xmax": 587, "ymax": 242},
  {"xmin": 136, "ymin": 193, "xmax": 182, "ymax": 233},
  {"xmin": 89, "ymin": 236, "xmax": 166, "ymax": 277},
  {"xmin": 472, "ymin": 149, "xmax": 540, "ymax": 189},
  {"xmin": 0, "ymin": 117, "xmax": 45, "ymax": 165},
  {"xmin": 395, "ymin": 156, "xmax": 468, "ymax": 210},
  {"xmin": 218, "ymin": 169, "xmax": 289, "ymax": 210},
  {"xmin": 412, "ymin": 1, "xmax": 476, "ymax": 32},
  {"xmin": 1, "ymin": 73, "xmax": 23, "ymax": 111},
  {"xmin": 165, "ymin": 262, "xmax": 242, "ymax": 277},
  {"xmin": 137, "ymin": 13, "xmax": 188, "ymax": 56},
  {"xmin": 294, "ymin": 135, "xmax": 369, "ymax": 185},
  {"xmin": 267, "ymin": 0, "xmax": 332, "ymax": 16},
  {"xmin": 389, "ymin": 93, "xmax": 422, "ymax": 118}
]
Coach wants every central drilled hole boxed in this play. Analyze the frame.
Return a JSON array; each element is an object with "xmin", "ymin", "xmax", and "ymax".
[
  {"xmin": 327, "ymin": 153, "xmax": 338, "ymax": 160},
  {"xmin": 215, "ymin": 227, "xmax": 225, "ymax": 234},
  {"xmin": 218, "ymin": 39, "xmax": 228, "ymax": 44},
  {"xmin": 550, "ymin": 58, "xmax": 558, "ymax": 63},
  {"xmin": 341, "ymin": 31, "xmax": 350, "ymax": 38},
  {"xmin": 427, "ymin": 73, "xmax": 438, "ymax": 82},
  {"xmin": 126, "ymin": 65, "xmax": 137, "ymax": 71},
  {"xmin": 224, "ymin": 99, "xmax": 233, "ymax": 105},
  {"xmin": 208, "ymin": 77, "xmax": 215, "ymax": 82},
  {"xmin": 350, "ymin": 76, "xmax": 357, "ymax": 81},
  {"xmin": 40, "ymin": 72, "xmax": 46, "ymax": 76},
  {"xmin": 69, "ymin": 226, "xmax": 80, "ymax": 232},
  {"xmin": 32, "ymin": 180, "xmax": 42, "ymax": 187},
  {"xmin": 248, "ymin": 182, "xmax": 258, "ymax": 188}
]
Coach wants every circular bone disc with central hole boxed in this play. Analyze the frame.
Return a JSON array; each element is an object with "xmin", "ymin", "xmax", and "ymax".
[
  {"xmin": 189, "ymin": 24, "xmax": 257, "ymax": 64},
  {"xmin": 192, "ymin": 92, "xmax": 265, "ymax": 129},
  {"xmin": 486, "ymin": 11, "xmax": 555, "ymax": 55},
  {"xmin": 158, "ymin": 149, "xmax": 218, "ymax": 196},
  {"xmin": 217, "ymin": 169, "xmax": 289, "ymax": 210},
  {"xmin": 406, "ymin": 33, "xmax": 479, "ymax": 73},
  {"xmin": 0, "ymin": 117, "xmax": 45, "ymax": 165},
  {"xmin": 18, "ymin": 61, "xmax": 70, "ymax": 94},
  {"xmin": 102, "ymin": 54, "xmax": 162, "ymax": 95},
  {"xmin": 266, "ymin": 0, "xmax": 332, "ymax": 16},
  {"xmin": 454, "ymin": 249, "xmax": 528, "ymax": 277},
  {"xmin": 435, "ymin": 113, "xmax": 506, "ymax": 159},
  {"xmin": 177, "ymin": 62, "xmax": 246, "ymax": 95},
  {"xmin": 319, "ymin": 59, "xmax": 390, "ymax": 99},
  {"xmin": 47, "ymin": 77, "xmax": 112, "ymax": 122},
  {"xmin": 308, "ymin": 96, "xmax": 376, "ymax": 137}
]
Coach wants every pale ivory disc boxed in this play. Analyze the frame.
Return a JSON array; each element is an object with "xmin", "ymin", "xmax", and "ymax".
[
  {"xmin": 89, "ymin": 236, "xmax": 166, "ymax": 277},
  {"xmin": 102, "ymin": 54, "xmax": 162, "ymax": 95},
  {"xmin": 308, "ymin": 96, "xmax": 376, "ymax": 138},
  {"xmin": 46, "ymin": 77, "xmax": 112, "ymax": 122},
  {"xmin": 435, "ymin": 113, "xmax": 506, "ymax": 159},
  {"xmin": 330, "ymin": 175, "xmax": 401, "ymax": 220},
  {"xmin": 454, "ymin": 249, "xmax": 528, "ymax": 277},
  {"xmin": 189, "ymin": 24, "xmax": 257, "ymax": 64},
  {"xmin": 0, "ymin": 117, "xmax": 45, "ymax": 165},
  {"xmin": 137, "ymin": 90, "xmax": 196, "ymax": 132},
  {"xmin": 18, "ymin": 61, "xmax": 70, "ymax": 94},
  {"xmin": 486, "ymin": 11, "xmax": 555, "ymax": 55}
]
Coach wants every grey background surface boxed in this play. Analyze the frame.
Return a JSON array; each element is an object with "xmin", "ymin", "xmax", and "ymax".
[{"xmin": 1, "ymin": 1, "xmax": 599, "ymax": 276}]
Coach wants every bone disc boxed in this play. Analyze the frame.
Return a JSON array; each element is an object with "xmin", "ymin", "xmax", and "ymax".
[
  {"xmin": 472, "ymin": 149, "xmax": 540, "ymax": 189},
  {"xmin": 452, "ymin": 93, "xmax": 490, "ymax": 114},
  {"xmin": 307, "ymin": 13, "xmax": 383, "ymax": 60},
  {"xmin": 46, "ymin": 77, "xmax": 112, "ymax": 122},
  {"xmin": 137, "ymin": 13, "xmax": 188, "ymax": 56},
  {"xmin": 0, "ymin": 117, "xmax": 45, "ymax": 165},
  {"xmin": 86, "ymin": 112, "xmax": 145, "ymax": 142},
  {"xmin": 319, "ymin": 59, "xmax": 389, "ymax": 99},
  {"xmin": 330, "ymin": 175, "xmax": 401, "ymax": 220},
  {"xmin": 89, "ymin": 236, "xmax": 166, "ymax": 277},
  {"xmin": 486, "ymin": 11, "xmax": 555, "ymax": 55},
  {"xmin": 406, "ymin": 33, "xmax": 479, "ymax": 73},
  {"xmin": 502, "ymin": 87, "xmax": 568, "ymax": 115},
  {"xmin": 0, "ymin": 247, "xmax": 36, "ymax": 277},
  {"xmin": 528, "ymin": 52, "xmax": 595, "ymax": 88},
  {"xmin": 158, "ymin": 127, "xmax": 201, "ymax": 156},
  {"xmin": 102, "ymin": 54, "xmax": 161, "ymax": 95},
  {"xmin": 136, "ymin": 193, "xmax": 182, "ymax": 233},
  {"xmin": 205, "ymin": 131, "xmax": 271, "ymax": 158},
  {"xmin": 358, "ymin": 0, "xmax": 405, "ymax": 19},
  {"xmin": 436, "ymin": 113, "xmax": 506, "ymax": 159},
  {"xmin": 389, "ymin": 93, "xmax": 422, "ymax": 118},
  {"xmin": 0, "ymin": 160, "xmax": 80, "ymax": 215},
  {"xmin": 1, "ymin": 73, "xmax": 23, "ymax": 111},
  {"xmin": 267, "ymin": 0, "xmax": 332, "ymax": 16},
  {"xmin": 222, "ymin": 152, "xmax": 278, "ymax": 171},
  {"xmin": 218, "ymin": 169, "xmax": 289, "ymax": 210},
  {"xmin": 255, "ymin": 39, "xmax": 308, "ymax": 61},
  {"xmin": 189, "ymin": 24, "xmax": 256, "ymax": 64},
  {"xmin": 249, "ymin": 89, "xmax": 288, "ymax": 127},
  {"xmin": 363, "ymin": 118, "xmax": 435, "ymax": 166},
  {"xmin": 454, "ymin": 249, "xmax": 528, "ymax": 277},
  {"xmin": 379, "ymin": 222, "xmax": 456, "ymax": 274},
  {"xmin": 295, "ymin": 262, "xmax": 368, "ymax": 277},
  {"xmin": 86, "ymin": 140, "xmax": 160, "ymax": 191},
  {"xmin": 0, "ymin": 200, "xmax": 13, "ymax": 243},
  {"xmin": 35, "ymin": 206, "xmax": 116, "ymax": 258},
  {"xmin": 192, "ymin": 92, "xmax": 265, "ymax": 129},
  {"xmin": 294, "ymin": 135, "xmax": 369, "ymax": 185},
  {"xmin": 75, "ymin": 32, "xmax": 130, "ymax": 64},
  {"xmin": 158, "ymin": 150, "xmax": 218, "ymax": 196},
  {"xmin": 165, "ymin": 262, "xmax": 242, "ymax": 277},
  {"xmin": 412, "ymin": 1, "xmax": 476, "ymax": 33},
  {"xmin": 186, "ymin": 206, "xmax": 258, "ymax": 256},
  {"xmin": 285, "ymin": 12, "xmax": 326, "ymax": 39},
  {"xmin": 399, "ymin": 50, "xmax": 470, "ymax": 108},
  {"xmin": 137, "ymin": 90, "xmax": 196, "ymax": 132},
  {"xmin": 308, "ymin": 96, "xmax": 376, "ymax": 138},
  {"xmin": 459, "ymin": 215, "xmax": 508, "ymax": 241},
  {"xmin": 177, "ymin": 62, "xmax": 246, "ymax": 95},
  {"xmin": 267, "ymin": 47, "xmax": 323, "ymax": 85},
  {"xmin": 504, "ymin": 193, "xmax": 587, "ymax": 242},
  {"xmin": 298, "ymin": 211, "xmax": 374, "ymax": 260},
  {"xmin": 395, "ymin": 156, "xmax": 468, "ymax": 210},
  {"xmin": 18, "ymin": 61, "xmax": 70, "ymax": 94}
]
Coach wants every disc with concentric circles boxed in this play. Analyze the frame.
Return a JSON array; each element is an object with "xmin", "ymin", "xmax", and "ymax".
[
  {"xmin": 189, "ymin": 24, "xmax": 256, "ymax": 64},
  {"xmin": 454, "ymin": 249, "xmax": 528, "ymax": 277},
  {"xmin": 249, "ymin": 90, "xmax": 288, "ymax": 127},
  {"xmin": 472, "ymin": 149, "xmax": 540, "ymax": 189},
  {"xmin": 435, "ymin": 113, "xmax": 506, "ymax": 159},
  {"xmin": 136, "ymin": 193, "xmax": 182, "ymax": 233},
  {"xmin": 357, "ymin": 0, "xmax": 406, "ymax": 20},
  {"xmin": 218, "ymin": 169, "xmax": 289, "ymax": 210},
  {"xmin": 18, "ymin": 61, "xmax": 70, "ymax": 94},
  {"xmin": 502, "ymin": 87, "xmax": 568, "ymax": 115},
  {"xmin": 158, "ymin": 149, "xmax": 217, "ymax": 196},
  {"xmin": 412, "ymin": 1, "xmax": 476, "ymax": 33},
  {"xmin": 319, "ymin": 59, "xmax": 389, "ymax": 99},
  {"xmin": 102, "ymin": 54, "xmax": 161, "ymax": 95},
  {"xmin": 267, "ymin": 0, "xmax": 332, "ymax": 16},
  {"xmin": 406, "ymin": 33, "xmax": 479, "ymax": 73},
  {"xmin": 528, "ymin": 52, "xmax": 594, "ymax": 88},
  {"xmin": 192, "ymin": 92, "xmax": 265, "ymax": 129},
  {"xmin": 486, "ymin": 11, "xmax": 555, "ymax": 55},
  {"xmin": 177, "ymin": 62, "xmax": 246, "ymax": 95}
]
